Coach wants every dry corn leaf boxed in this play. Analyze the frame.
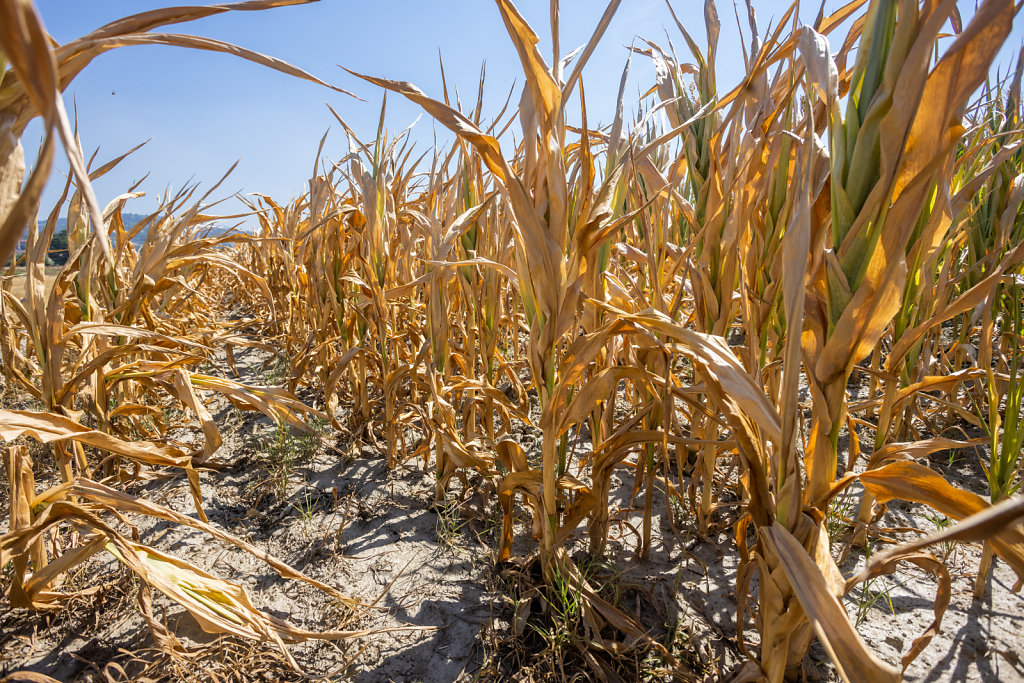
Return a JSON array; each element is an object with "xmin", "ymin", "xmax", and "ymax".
[
  {"xmin": 0, "ymin": 408, "xmax": 190, "ymax": 468},
  {"xmin": 861, "ymin": 462, "xmax": 1024, "ymax": 583},
  {"xmin": 759, "ymin": 523, "xmax": 901, "ymax": 683},
  {"xmin": 851, "ymin": 494, "xmax": 1024, "ymax": 590}
]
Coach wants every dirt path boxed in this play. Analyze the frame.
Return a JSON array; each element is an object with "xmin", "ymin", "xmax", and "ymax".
[{"xmin": 1, "ymin": 348, "xmax": 1023, "ymax": 681}]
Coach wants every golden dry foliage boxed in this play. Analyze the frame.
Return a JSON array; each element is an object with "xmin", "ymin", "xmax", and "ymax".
[
  {"xmin": 3, "ymin": 0, "xmax": 1024, "ymax": 680},
  {"xmin": 0, "ymin": 0, "xmax": 369, "ymax": 672}
]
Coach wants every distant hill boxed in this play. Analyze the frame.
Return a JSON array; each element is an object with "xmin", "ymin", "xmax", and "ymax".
[
  {"xmin": 33, "ymin": 213, "xmax": 148, "ymax": 242},
  {"xmin": 8, "ymin": 214, "xmax": 244, "ymax": 267},
  {"xmin": 23, "ymin": 213, "xmax": 239, "ymax": 252}
]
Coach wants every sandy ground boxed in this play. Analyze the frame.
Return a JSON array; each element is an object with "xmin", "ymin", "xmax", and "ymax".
[
  {"xmin": 2, "ymin": 266, "xmax": 59, "ymax": 301},
  {"xmin": 0, "ymin": 347, "xmax": 1022, "ymax": 682}
]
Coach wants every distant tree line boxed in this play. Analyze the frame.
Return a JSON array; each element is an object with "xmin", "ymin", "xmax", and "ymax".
[
  {"xmin": 48, "ymin": 230, "xmax": 69, "ymax": 265},
  {"xmin": 8, "ymin": 214, "xmax": 233, "ymax": 267},
  {"xmin": 26, "ymin": 213, "xmax": 148, "ymax": 266}
]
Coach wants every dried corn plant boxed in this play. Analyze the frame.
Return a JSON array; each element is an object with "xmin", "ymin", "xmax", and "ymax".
[
  {"xmin": 4, "ymin": 0, "xmax": 1024, "ymax": 680},
  {"xmin": 0, "ymin": 0, "xmax": 372, "ymax": 671}
]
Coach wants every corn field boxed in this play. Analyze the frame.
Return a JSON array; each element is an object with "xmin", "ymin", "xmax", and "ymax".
[{"xmin": 2, "ymin": 0, "xmax": 1024, "ymax": 680}]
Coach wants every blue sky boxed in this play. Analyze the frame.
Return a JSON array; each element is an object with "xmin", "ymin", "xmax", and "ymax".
[{"xmin": 22, "ymin": 1, "xmax": 1023, "ymax": 221}]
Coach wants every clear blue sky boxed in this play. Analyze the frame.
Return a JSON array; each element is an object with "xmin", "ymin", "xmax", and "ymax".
[{"xmin": 22, "ymin": 0, "xmax": 1023, "ymax": 221}]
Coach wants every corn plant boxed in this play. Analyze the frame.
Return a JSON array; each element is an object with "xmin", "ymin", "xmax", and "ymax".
[{"xmin": 4, "ymin": 0, "xmax": 1024, "ymax": 680}]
